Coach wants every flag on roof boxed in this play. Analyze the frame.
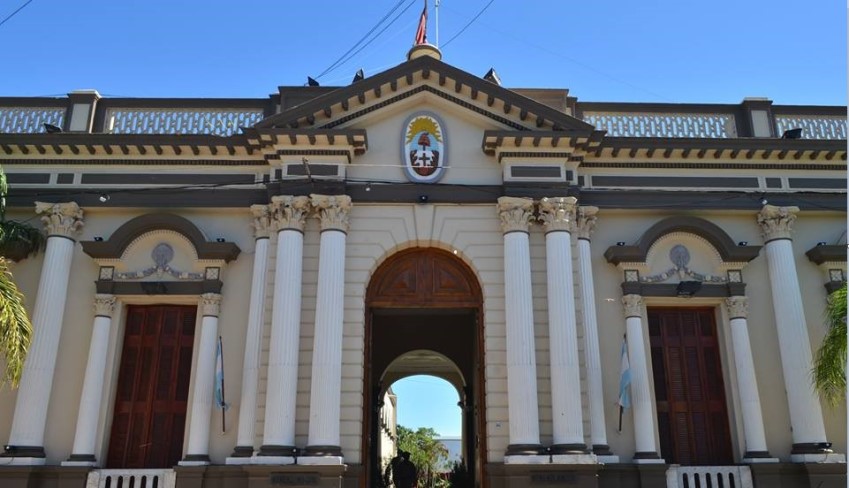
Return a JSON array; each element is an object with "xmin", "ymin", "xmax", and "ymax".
[{"xmin": 414, "ymin": 0, "xmax": 428, "ymax": 45}]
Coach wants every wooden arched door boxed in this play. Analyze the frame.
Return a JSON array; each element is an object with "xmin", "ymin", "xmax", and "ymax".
[{"xmin": 363, "ymin": 248, "xmax": 485, "ymax": 487}]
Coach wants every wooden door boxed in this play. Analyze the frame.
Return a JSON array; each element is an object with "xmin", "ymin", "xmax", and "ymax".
[
  {"xmin": 648, "ymin": 308, "xmax": 733, "ymax": 465},
  {"xmin": 107, "ymin": 305, "xmax": 196, "ymax": 468}
]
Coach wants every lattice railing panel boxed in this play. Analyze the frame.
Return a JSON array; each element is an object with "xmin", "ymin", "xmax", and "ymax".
[
  {"xmin": 0, "ymin": 106, "xmax": 65, "ymax": 134},
  {"xmin": 106, "ymin": 108, "xmax": 264, "ymax": 136},
  {"xmin": 775, "ymin": 114, "xmax": 847, "ymax": 140},
  {"xmin": 583, "ymin": 112, "xmax": 737, "ymax": 138},
  {"xmin": 666, "ymin": 465, "xmax": 753, "ymax": 488}
]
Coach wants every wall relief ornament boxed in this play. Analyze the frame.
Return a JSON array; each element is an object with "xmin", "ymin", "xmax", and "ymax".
[
  {"xmin": 271, "ymin": 195, "xmax": 310, "ymax": 232},
  {"xmin": 311, "ymin": 194, "xmax": 352, "ymax": 232},
  {"xmin": 496, "ymin": 197, "xmax": 535, "ymax": 234},
  {"xmin": 757, "ymin": 204, "xmax": 799, "ymax": 242},
  {"xmin": 401, "ymin": 111, "xmax": 447, "ymax": 183},
  {"xmin": 93, "ymin": 294, "xmax": 116, "ymax": 317},
  {"xmin": 250, "ymin": 204, "xmax": 273, "ymax": 238},
  {"xmin": 200, "ymin": 292, "xmax": 222, "ymax": 317},
  {"xmin": 35, "ymin": 201, "xmax": 84, "ymax": 238},
  {"xmin": 115, "ymin": 242, "xmax": 203, "ymax": 280},
  {"xmin": 725, "ymin": 296, "xmax": 749, "ymax": 319},
  {"xmin": 538, "ymin": 196, "xmax": 577, "ymax": 232},
  {"xmin": 622, "ymin": 294, "xmax": 644, "ymax": 317},
  {"xmin": 640, "ymin": 244, "xmax": 726, "ymax": 284},
  {"xmin": 575, "ymin": 206, "xmax": 599, "ymax": 240}
]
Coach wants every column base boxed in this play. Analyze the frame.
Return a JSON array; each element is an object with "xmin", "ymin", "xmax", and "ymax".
[
  {"xmin": 178, "ymin": 454, "xmax": 211, "ymax": 466},
  {"xmin": 251, "ymin": 455, "xmax": 295, "ymax": 465},
  {"xmin": 1, "ymin": 445, "xmax": 46, "ymax": 459},
  {"xmin": 230, "ymin": 445, "xmax": 255, "ymax": 457},
  {"xmin": 505, "ymin": 443, "xmax": 545, "ymax": 456},
  {"xmin": 298, "ymin": 456, "xmax": 345, "ymax": 465},
  {"xmin": 550, "ymin": 443, "xmax": 589, "ymax": 455},
  {"xmin": 257, "ymin": 444, "xmax": 299, "ymax": 457},
  {"xmin": 302, "ymin": 445, "xmax": 343, "ymax": 457},
  {"xmin": 791, "ymin": 453, "xmax": 846, "ymax": 463},
  {"xmin": 632, "ymin": 451, "xmax": 665, "ymax": 464},
  {"xmin": 503, "ymin": 455, "xmax": 550, "ymax": 464},
  {"xmin": 0, "ymin": 457, "xmax": 47, "ymax": 466},
  {"xmin": 742, "ymin": 450, "xmax": 779, "ymax": 464},
  {"xmin": 792, "ymin": 442, "xmax": 835, "ymax": 454},
  {"xmin": 551, "ymin": 453, "xmax": 597, "ymax": 464},
  {"xmin": 62, "ymin": 453, "xmax": 97, "ymax": 467},
  {"xmin": 591, "ymin": 444, "xmax": 613, "ymax": 456},
  {"xmin": 596, "ymin": 455, "xmax": 621, "ymax": 463}
]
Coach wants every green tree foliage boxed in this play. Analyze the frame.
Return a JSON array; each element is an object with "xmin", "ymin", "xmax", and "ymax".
[
  {"xmin": 813, "ymin": 282, "xmax": 847, "ymax": 406},
  {"xmin": 396, "ymin": 425, "xmax": 449, "ymax": 488},
  {"xmin": 0, "ymin": 166, "xmax": 43, "ymax": 387}
]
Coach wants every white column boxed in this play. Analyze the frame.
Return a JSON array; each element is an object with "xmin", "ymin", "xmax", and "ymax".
[
  {"xmin": 497, "ymin": 197, "xmax": 546, "ymax": 463},
  {"xmin": 622, "ymin": 294, "xmax": 663, "ymax": 463},
  {"xmin": 62, "ymin": 294, "xmax": 116, "ymax": 466},
  {"xmin": 757, "ymin": 205, "xmax": 836, "ymax": 462},
  {"xmin": 180, "ymin": 293, "xmax": 222, "ymax": 466},
  {"xmin": 575, "ymin": 206, "xmax": 616, "ymax": 461},
  {"xmin": 256, "ymin": 196, "xmax": 309, "ymax": 464},
  {"xmin": 539, "ymin": 197, "xmax": 590, "ymax": 461},
  {"xmin": 227, "ymin": 205, "xmax": 274, "ymax": 463},
  {"xmin": 724, "ymin": 297, "xmax": 777, "ymax": 463},
  {"xmin": 302, "ymin": 194, "xmax": 351, "ymax": 465},
  {"xmin": 4, "ymin": 202, "xmax": 83, "ymax": 464}
]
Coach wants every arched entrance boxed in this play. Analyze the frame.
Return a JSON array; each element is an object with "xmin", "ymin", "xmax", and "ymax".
[{"xmin": 363, "ymin": 248, "xmax": 485, "ymax": 487}]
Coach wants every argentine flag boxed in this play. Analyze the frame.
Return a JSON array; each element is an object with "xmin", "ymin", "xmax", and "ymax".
[
  {"xmin": 215, "ymin": 336, "xmax": 228, "ymax": 411},
  {"xmin": 617, "ymin": 336, "xmax": 631, "ymax": 432}
]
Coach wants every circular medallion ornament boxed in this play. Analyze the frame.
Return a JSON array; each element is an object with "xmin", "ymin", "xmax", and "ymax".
[{"xmin": 401, "ymin": 111, "xmax": 447, "ymax": 183}]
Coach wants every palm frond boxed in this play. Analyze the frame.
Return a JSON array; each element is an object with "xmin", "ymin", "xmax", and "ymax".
[
  {"xmin": 0, "ymin": 258, "xmax": 32, "ymax": 388},
  {"xmin": 0, "ymin": 220, "xmax": 46, "ymax": 261},
  {"xmin": 813, "ymin": 283, "xmax": 847, "ymax": 406}
]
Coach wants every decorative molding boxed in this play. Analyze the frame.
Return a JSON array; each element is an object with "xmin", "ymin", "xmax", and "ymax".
[
  {"xmin": 114, "ymin": 242, "xmax": 203, "ymax": 280},
  {"xmin": 496, "ymin": 196, "xmax": 535, "ymax": 234},
  {"xmin": 622, "ymin": 294, "xmax": 644, "ymax": 318},
  {"xmin": 757, "ymin": 205, "xmax": 799, "ymax": 242},
  {"xmin": 575, "ymin": 206, "xmax": 598, "ymax": 240},
  {"xmin": 35, "ymin": 201, "xmax": 83, "ymax": 238},
  {"xmin": 641, "ymin": 244, "xmax": 727, "ymax": 284},
  {"xmin": 538, "ymin": 196, "xmax": 577, "ymax": 233},
  {"xmin": 725, "ymin": 296, "xmax": 749, "ymax": 319},
  {"xmin": 93, "ymin": 294, "xmax": 116, "ymax": 317},
  {"xmin": 250, "ymin": 204, "xmax": 273, "ymax": 238},
  {"xmin": 270, "ymin": 195, "xmax": 310, "ymax": 232},
  {"xmin": 310, "ymin": 194, "xmax": 352, "ymax": 232},
  {"xmin": 200, "ymin": 292, "xmax": 222, "ymax": 317},
  {"xmin": 805, "ymin": 244, "xmax": 846, "ymax": 265}
]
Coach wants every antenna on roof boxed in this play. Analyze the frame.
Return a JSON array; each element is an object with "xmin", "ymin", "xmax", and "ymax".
[
  {"xmin": 307, "ymin": 76, "xmax": 320, "ymax": 87},
  {"xmin": 483, "ymin": 68, "xmax": 501, "ymax": 86}
]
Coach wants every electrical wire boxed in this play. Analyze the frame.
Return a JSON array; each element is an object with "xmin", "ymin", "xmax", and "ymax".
[
  {"xmin": 0, "ymin": 0, "xmax": 33, "ymax": 29},
  {"xmin": 441, "ymin": 0, "xmax": 495, "ymax": 48}
]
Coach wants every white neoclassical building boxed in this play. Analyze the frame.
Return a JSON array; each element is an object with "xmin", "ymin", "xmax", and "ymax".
[{"xmin": 0, "ymin": 45, "xmax": 845, "ymax": 488}]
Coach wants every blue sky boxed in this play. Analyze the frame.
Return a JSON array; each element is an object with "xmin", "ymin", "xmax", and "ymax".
[
  {"xmin": 391, "ymin": 375, "xmax": 461, "ymax": 437},
  {"xmin": 0, "ymin": 1, "xmax": 845, "ymax": 105}
]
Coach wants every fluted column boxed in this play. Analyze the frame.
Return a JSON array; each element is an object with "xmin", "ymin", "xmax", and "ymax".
[
  {"xmin": 180, "ymin": 293, "xmax": 222, "ymax": 465},
  {"xmin": 575, "ymin": 206, "xmax": 615, "ymax": 459},
  {"xmin": 302, "ymin": 194, "xmax": 351, "ymax": 464},
  {"xmin": 539, "ymin": 197, "xmax": 588, "ymax": 458},
  {"xmin": 724, "ymin": 297, "xmax": 776, "ymax": 462},
  {"xmin": 62, "ymin": 294, "xmax": 116, "ymax": 466},
  {"xmin": 622, "ymin": 295, "xmax": 662, "ymax": 462},
  {"xmin": 4, "ymin": 202, "xmax": 83, "ymax": 464},
  {"xmin": 228, "ymin": 205, "xmax": 273, "ymax": 463},
  {"xmin": 498, "ymin": 197, "xmax": 545, "ymax": 462},
  {"xmin": 757, "ymin": 205, "xmax": 832, "ymax": 460},
  {"xmin": 257, "ymin": 196, "xmax": 309, "ymax": 464}
]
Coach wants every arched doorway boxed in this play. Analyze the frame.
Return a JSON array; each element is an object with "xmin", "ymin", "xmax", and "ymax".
[{"xmin": 363, "ymin": 248, "xmax": 485, "ymax": 487}]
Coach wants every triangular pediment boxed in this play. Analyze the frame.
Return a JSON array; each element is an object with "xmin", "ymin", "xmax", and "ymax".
[{"xmin": 255, "ymin": 55, "xmax": 596, "ymax": 135}]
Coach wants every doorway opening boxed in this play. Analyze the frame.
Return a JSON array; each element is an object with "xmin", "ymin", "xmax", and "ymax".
[{"xmin": 363, "ymin": 248, "xmax": 485, "ymax": 487}]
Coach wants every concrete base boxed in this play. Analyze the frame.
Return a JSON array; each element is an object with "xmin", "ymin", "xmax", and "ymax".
[
  {"xmin": 551, "ymin": 453, "xmax": 598, "ymax": 464},
  {"xmin": 0, "ymin": 457, "xmax": 46, "ymax": 466},
  {"xmin": 743, "ymin": 456, "xmax": 780, "ymax": 464},
  {"xmin": 791, "ymin": 452, "xmax": 846, "ymax": 463},
  {"xmin": 487, "ymin": 462, "xmax": 601, "ymax": 488},
  {"xmin": 59, "ymin": 460, "xmax": 96, "ymax": 467},
  {"xmin": 242, "ymin": 464, "xmax": 347, "ymax": 488},
  {"xmin": 596, "ymin": 455, "xmax": 620, "ymax": 464},
  {"xmin": 298, "ymin": 456, "xmax": 345, "ymax": 465},
  {"xmin": 250, "ymin": 455, "xmax": 295, "ymax": 465},
  {"xmin": 178, "ymin": 459, "xmax": 211, "ymax": 466},
  {"xmin": 0, "ymin": 466, "xmax": 91, "ymax": 488},
  {"xmin": 503, "ymin": 454, "xmax": 549, "ymax": 464},
  {"xmin": 226, "ymin": 455, "xmax": 255, "ymax": 465}
]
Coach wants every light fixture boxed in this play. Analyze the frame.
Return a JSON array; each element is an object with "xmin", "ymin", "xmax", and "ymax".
[
  {"xmin": 738, "ymin": 241, "xmax": 748, "ymax": 246},
  {"xmin": 418, "ymin": 195, "xmax": 429, "ymax": 204},
  {"xmin": 453, "ymin": 249, "xmax": 458, "ymax": 255},
  {"xmin": 99, "ymin": 194, "xmax": 110, "ymax": 202},
  {"xmin": 817, "ymin": 241, "xmax": 827, "ymax": 246},
  {"xmin": 616, "ymin": 241, "xmax": 626, "ymax": 246},
  {"xmin": 44, "ymin": 123, "xmax": 62, "ymax": 133},
  {"xmin": 760, "ymin": 198, "xmax": 768, "ymax": 206},
  {"xmin": 93, "ymin": 236, "xmax": 104, "ymax": 242},
  {"xmin": 782, "ymin": 128, "xmax": 803, "ymax": 139},
  {"xmin": 216, "ymin": 238, "xmax": 226, "ymax": 243},
  {"xmin": 676, "ymin": 281, "xmax": 702, "ymax": 297},
  {"xmin": 365, "ymin": 183, "xmax": 371, "ymax": 192},
  {"xmin": 307, "ymin": 76, "xmax": 320, "ymax": 87}
]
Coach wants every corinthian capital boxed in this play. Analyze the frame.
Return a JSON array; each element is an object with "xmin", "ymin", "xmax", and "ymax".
[
  {"xmin": 757, "ymin": 204, "xmax": 799, "ymax": 242},
  {"xmin": 575, "ymin": 206, "xmax": 599, "ymax": 240},
  {"xmin": 622, "ymin": 294, "xmax": 644, "ymax": 318},
  {"xmin": 496, "ymin": 197, "xmax": 535, "ymax": 234},
  {"xmin": 35, "ymin": 201, "xmax": 84, "ymax": 238},
  {"xmin": 93, "ymin": 294, "xmax": 116, "ymax": 318},
  {"xmin": 271, "ymin": 195, "xmax": 310, "ymax": 232},
  {"xmin": 311, "ymin": 194, "xmax": 352, "ymax": 232},
  {"xmin": 200, "ymin": 293, "xmax": 222, "ymax": 317},
  {"xmin": 538, "ymin": 196, "xmax": 577, "ymax": 233},
  {"xmin": 725, "ymin": 296, "xmax": 748, "ymax": 319},
  {"xmin": 250, "ymin": 204, "xmax": 274, "ymax": 238}
]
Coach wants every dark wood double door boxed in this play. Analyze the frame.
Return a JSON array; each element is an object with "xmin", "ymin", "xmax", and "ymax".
[
  {"xmin": 648, "ymin": 307, "xmax": 733, "ymax": 465},
  {"xmin": 106, "ymin": 305, "xmax": 196, "ymax": 468}
]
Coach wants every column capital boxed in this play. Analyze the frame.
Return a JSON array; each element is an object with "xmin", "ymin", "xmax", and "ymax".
[
  {"xmin": 200, "ymin": 293, "xmax": 222, "ymax": 317},
  {"xmin": 35, "ymin": 201, "xmax": 84, "ymax": 238},
  {"xmin": 538, "ymin": 196, "xmax": 577, "ymax": 233},
  {"xmin": 497, "ymin": 197, "xmax": 535, "ymax": 234},
  {"xmin": 757, "ymin": 204, "xmax": 799, "ymax": 242},
  {"xmin": 575, "ymin": 206, "xmax": 599, "ymax": 240},
  {"xmin": 250, "ymin": 204, "xmax": 274, "ymax": 238},
  {"xmin": 622, "ymin": 294, "xmax": 644, "ymax": 318},
  {"xmin": 93, "ymin": 294, "xmax": 116, "ymax": 318},
  {"xmin": 725, "ymin": 296, "xmax": 749, "ymax": 319},
  {"xmin": 271, "ymin": 196, "xmax": 310, "ymax": 232},
  {"xmin": 310, "ymin": 194, "xmax": 352, "ymax": 232}
]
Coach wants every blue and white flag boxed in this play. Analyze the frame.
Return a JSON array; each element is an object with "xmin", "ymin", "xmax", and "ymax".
[
  {"xmin": 214, "ymin": 336, "xmax": 229, "ymax": 412},
  {"xmin": 617, "ymin": 335, "xmax": 631, "ymax": 432}
]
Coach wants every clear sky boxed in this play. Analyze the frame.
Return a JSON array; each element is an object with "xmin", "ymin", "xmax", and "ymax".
[
  {"xmin": 0, "ymin": 1, "xmax": 845, "ymax": 105},
  {"xmin": 391, "ymin": 375, "xmax": 462, "ymax": 437}
]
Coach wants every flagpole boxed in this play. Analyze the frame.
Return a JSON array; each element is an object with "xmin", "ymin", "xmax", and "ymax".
[
  {"xmin": 435, "ymin": 0, "xmax": 440, "ymax": 47},
  {"xmin": 219, "ymin": 335, "xmax": 226, "ymax": 434}
]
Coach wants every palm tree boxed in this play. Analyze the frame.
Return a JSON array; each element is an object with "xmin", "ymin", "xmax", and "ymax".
[
  {"xmin": 0, "ymin": 166, "xmax": 45, "ymax": 387},
  {"xmin": 813, "ymin": 282, "xmax": 847, "ymax": 406}
]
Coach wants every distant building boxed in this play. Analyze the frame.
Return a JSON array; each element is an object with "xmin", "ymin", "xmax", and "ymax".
[
  {"xmin": 0, "ymin": 43, "xmax": 845, "ymax": 487},
  {"xmin": 437, "ymin": 436, "xmax": 462, "ymax": 470}
]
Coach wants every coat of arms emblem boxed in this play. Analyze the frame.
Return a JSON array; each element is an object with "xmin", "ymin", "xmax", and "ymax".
[{"xmin": 402, "ymin": 112, "xmax": 446, "ymax": 183}]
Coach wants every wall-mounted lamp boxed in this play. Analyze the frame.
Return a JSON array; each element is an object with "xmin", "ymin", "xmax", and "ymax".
[
  {"xmin": 216, "ymin": 238, "xmax": 226, "ymax": 243},
  {"xmin": 418, "ymin": 195, "xmax": 429, "ymax": 204},
  {"xmin": 99, "ymin": 194, "xmax": 110, "ymax": 203},
  {"xmin": 817, "ymin": 241, "xmax": 827, "ymax": 246},
  {"xmin": 738, "ymin": 241, "xmax": 748, "ymax": 246},
  {"xmin": 93, "ymin": 236, "xmax": 104, "ymax": 242},
  {"xmin": 616, "ymin": 241, "xmax": 626, "ymax": 246}
]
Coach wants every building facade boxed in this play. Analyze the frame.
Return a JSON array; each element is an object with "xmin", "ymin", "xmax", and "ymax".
[{"xmin": 0, "ymin": 45, "xmax": 845, "ymax": 487}]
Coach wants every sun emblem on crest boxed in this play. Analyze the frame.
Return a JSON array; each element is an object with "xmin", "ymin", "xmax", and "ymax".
[{"xmin": 401, "ymin": 112, "xmax": 447, "ymax": 183}]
